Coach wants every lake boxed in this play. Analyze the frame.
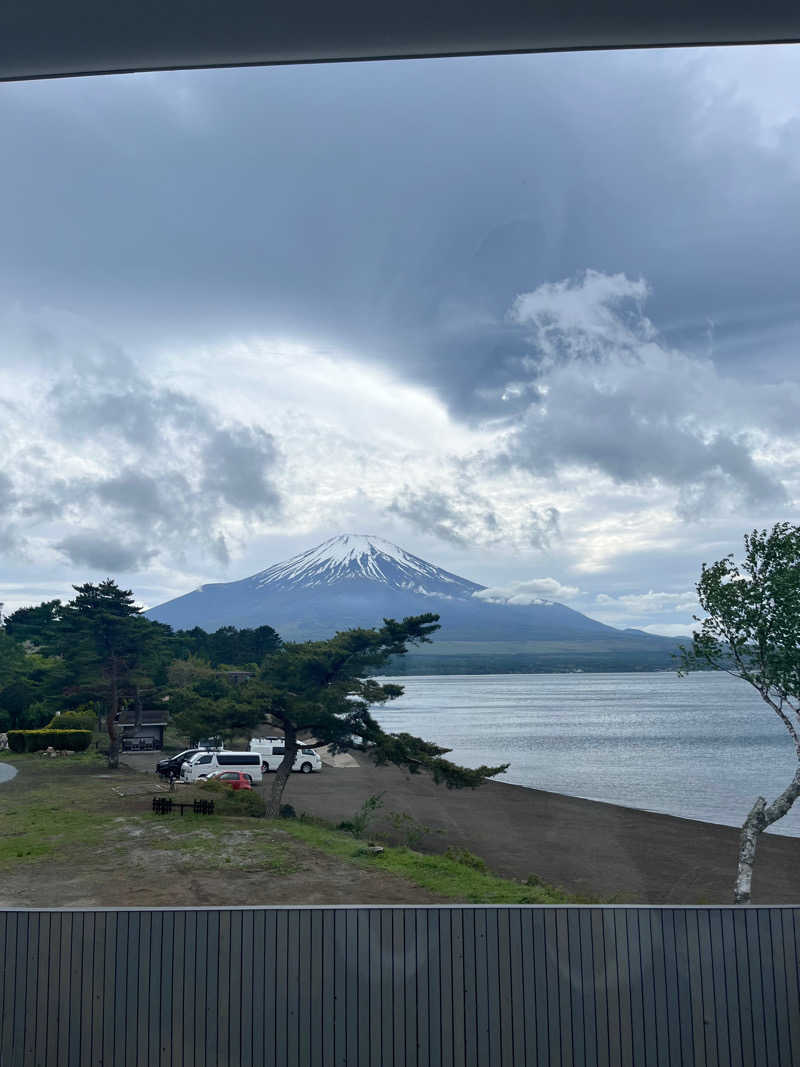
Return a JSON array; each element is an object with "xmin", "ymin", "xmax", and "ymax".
[{"xmin": 374, "ymin": 672, "xmax": 800, "ymax": 837}]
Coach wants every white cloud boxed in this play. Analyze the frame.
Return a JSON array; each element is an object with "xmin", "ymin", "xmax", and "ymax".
[
  {"xmin": 595, "ymin": 590, "xmax": 699, "ymax": 614},
  {"xmin": 474, "ymin": 577, "xmax": 580, "ymax": 605},
  {"xmin": 639, "ymin": 622, "xmax": 699, "ymax": 638}
]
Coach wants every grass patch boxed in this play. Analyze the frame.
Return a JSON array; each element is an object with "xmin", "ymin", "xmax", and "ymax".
[
  {"xmin": 1, "ymin": 749, "xmax": 107, "ymax": 767},
  {"xmin": 0, "ymin": 805, "xmax": 110, "ymax": 866},
  {"xmin": 135, "ymin": 816, "xmax": 302, "ymax": 874},
  {"xmin": 277, "ymin": 816, "xmax": 581, "ymax": 904}
]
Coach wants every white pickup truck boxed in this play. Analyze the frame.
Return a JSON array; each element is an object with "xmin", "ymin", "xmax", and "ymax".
[{"xmin": 249, "ymin": 738, "xmax": 322, "ymax": 773}]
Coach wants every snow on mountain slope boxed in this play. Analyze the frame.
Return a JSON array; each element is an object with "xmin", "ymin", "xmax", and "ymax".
[{"xmin": 250, "ymin": 534, "xmax": 485, "ymax": 597}]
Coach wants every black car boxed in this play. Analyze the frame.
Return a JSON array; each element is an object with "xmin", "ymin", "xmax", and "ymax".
[{"xmin": 156, "ymin": 749, "xmax": 200, "ymax": 778}]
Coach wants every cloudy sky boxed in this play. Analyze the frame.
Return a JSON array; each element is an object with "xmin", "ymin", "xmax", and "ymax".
[{"xmin": 1, "ymin": 44, "xmax": 799, "ymax": 635}]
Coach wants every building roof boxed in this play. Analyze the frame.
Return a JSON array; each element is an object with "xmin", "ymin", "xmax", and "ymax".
[
  {"xmin": 118, "ymin": 710, "xmax": 168, "ymax": 727},
  {"xmin": 2, "ymin": 0, "xmax": 799, "ymax": 83}
]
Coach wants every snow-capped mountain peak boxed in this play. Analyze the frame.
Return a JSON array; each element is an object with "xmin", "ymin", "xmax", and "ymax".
[{"xmin": 251, "ymin": 534, "xmax": 484, "ymax": 597}]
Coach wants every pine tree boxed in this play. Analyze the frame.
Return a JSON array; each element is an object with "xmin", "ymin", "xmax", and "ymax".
[
  {"xmin": 256, "ymin": 613, "xmax": 508, "ymax": 817},
  {"xmin": 57, "ymin": 580, "xmax": 171, "ymax": 768}
]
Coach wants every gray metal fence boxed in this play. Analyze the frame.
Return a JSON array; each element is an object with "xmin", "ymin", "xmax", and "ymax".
[{"xmin": 2, "ymin": 907, "xmax": 799, "ymax": 1066}]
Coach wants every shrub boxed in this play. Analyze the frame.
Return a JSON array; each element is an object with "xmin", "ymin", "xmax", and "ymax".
[
  {"xmin": 6, "ymin": 729, "xmax": 92, "ymax": 753},
  {"xmin": 198, "ymin": 779, "xmax": 266, "ymax": 817},
  {"xmin": 387, "ymin": 810, "xmax": 444, "ymax": 849},
  {"xmin": 47, "ymin": 708, "xmax": 96, "ymax": 732},
  {"xmin": 444, "ymin": 847, "xmax": 487, "ymax": 872},
  {"xmin": 279, "ymin": 803, "xmax": 296, "ymax": 819},
  {"xmin": 337, "ymin": 793, "xmax": 385, "ymax": 838},
  {"xmin": 7, "ymin": 731, "xmax": 25, "ymax": 753}
]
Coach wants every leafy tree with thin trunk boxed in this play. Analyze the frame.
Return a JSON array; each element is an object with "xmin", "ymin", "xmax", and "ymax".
[
  {"xmin": 680, "ymin": 523, "xmax": 800, "ymax": 903},
  {"xmin": 256, "ymin": 613, "xmax": 509, "ymax": 817}
]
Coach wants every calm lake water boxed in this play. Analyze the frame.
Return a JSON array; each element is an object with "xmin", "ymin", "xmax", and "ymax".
[{"xmin": 375, "ymin": 672, "xmax": 800, "ymax": 837}]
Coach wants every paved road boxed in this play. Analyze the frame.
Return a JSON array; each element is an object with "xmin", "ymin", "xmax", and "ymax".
[
  {"xmin": 281, "ymin": 755, "xmax": 800, "ymax": 905},
  {"xmin": 0, "ymin": 762, "xmax": 18, "ymax": 784}
]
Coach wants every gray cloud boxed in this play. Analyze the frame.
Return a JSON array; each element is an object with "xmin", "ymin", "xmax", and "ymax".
[
  {"xmin": 0, "ymin": 325, "xmax": 282, "ymax": 574},
  {"xmin": 0, "ymin": 472, "xmax": 14, "ymax": 511},
  {"xmin": 495, "ymin": 271, "xmax": 788, "ymax": 511},
  {"xmin": 56, "ymin": 532, "xmax": 157, "ymax": 572},
  {"xmin": 4, "ymin": 51, "xmax": 800, "ymax": 406},
  {"xmin": 389, "ymin": 488, "xmax": 472, "ymax": 546},
  {"xmin": 201, "ymin": 426, "xmax": 280, "ymax": 515},
  {"xmin": 526, "ymin": 507, "xmax": 561, "ymax": 549}
]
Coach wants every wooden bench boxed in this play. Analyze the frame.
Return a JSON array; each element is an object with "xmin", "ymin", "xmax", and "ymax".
[{"xmin": 152, "ymin": 797, "xmax": 214, "ymax": 816}]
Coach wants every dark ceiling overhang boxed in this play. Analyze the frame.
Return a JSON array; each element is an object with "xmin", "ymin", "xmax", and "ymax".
[{"xmin": 2, "ymin": 0, "xmax": 800, "ymax": 82}]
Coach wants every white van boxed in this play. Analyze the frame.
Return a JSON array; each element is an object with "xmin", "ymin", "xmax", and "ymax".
[
  {"xmin": 249, "ymin": 739, "xmax": 322, "ymax": 774},
  {"xmin": 180, "ymin": 750, "xmax": 263, "ymax": 783}
]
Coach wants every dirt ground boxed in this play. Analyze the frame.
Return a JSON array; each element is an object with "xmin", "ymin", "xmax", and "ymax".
[
  {"xmin": 0, "ymin": 831, "xmax": 444, "ymax": 909},
  {"xmin": 5, "ymin": 751, "xmax": 800, "ymax": 905},
  {"xmin": 0, "ymin": 758, "xmax": 445, "ymax": 908}
]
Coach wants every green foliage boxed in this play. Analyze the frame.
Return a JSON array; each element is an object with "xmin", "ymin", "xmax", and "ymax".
[
  {"xmin": 174, "ymin": 624, "xmax": 281, "ymax": 667},
  {"xmin": 680, "ymin": 523, "xmax": 800, "ymax": 753},
  {"xmin": 3, "ymin": 599, "xmax": 62, "ymax": 646},
  {"xmin": 47, "ymin": 708, "xmax": 96, "ymax": 732},
  {"xmin": 0, "ymin": 630, "xmax": 67, "ymax": 729},
  {"xmin": 7, "ymin": 729, "xmax": 92, "ymax": 753},
  {"xmin": 198, "ymin": 778, "xmax": 266, "ymax": 817},
  {"xmin": 338, "ymin": 793, "xmax": 385, "ymax": 838},
  {"xmin": 167, "ymin": 657, "xmax": 265, "ymax": 744},
  {"xmin": 386, "ymin": 810, "xmax": 444, "ymax": 849},
  {"xmin": 444, "ymin": 846, "xmax": 488, "ymax": 872}
]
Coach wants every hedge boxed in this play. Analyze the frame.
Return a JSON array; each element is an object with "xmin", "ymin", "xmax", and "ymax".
[
  {"xmin": 7, "ymin": 729, "xmax": 93, "ymax": 753},
  {"xmin": 198, "ymin": 778, "xmax": 266, "ymax": 817},
  {"xmin": 47, "ymin": 709, "xmax": 96, "ymax": 732}
]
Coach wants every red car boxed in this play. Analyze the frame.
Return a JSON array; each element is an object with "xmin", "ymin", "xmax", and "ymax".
[{"xmin": 208, "ymin": 771, "xmax": 253, "ymax": 791}]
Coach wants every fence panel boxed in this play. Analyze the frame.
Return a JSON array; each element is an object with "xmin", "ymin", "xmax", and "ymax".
[{"xmin": 1, "ymin": 907, "xmax": 798, "ymax": 1066}]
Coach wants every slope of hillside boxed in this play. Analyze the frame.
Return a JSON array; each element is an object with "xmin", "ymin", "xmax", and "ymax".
[{"xmin": 147, "ymin": 534, "xmax": 684, "ymax": 671}]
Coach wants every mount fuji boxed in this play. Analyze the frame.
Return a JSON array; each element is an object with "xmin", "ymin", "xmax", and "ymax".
[{"xmin": 147, "ymin": 534, "xmax": 683, "ymax": 672}]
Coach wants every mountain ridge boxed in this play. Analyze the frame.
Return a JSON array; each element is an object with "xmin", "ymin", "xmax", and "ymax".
[{"xmin": 146, "ymin": 534, "xmax": 685, "ymax": 672}]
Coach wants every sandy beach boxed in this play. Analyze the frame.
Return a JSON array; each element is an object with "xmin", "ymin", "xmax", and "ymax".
[{"xmin": 281, "ymin": 753, "xmax": 800, "ymax": 904}]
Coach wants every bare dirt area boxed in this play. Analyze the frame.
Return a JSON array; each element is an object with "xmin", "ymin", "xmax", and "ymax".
[
  {"xmin": 6, "ymin": 749, "xmax": 800, "ymax": 905},
  {"xmin": 0, "ymin": 756, "xmax": 444, "ymax": 908},
  {"xmin": 0, "ymin": 828, "xmax": 443, "ymax": 908}
]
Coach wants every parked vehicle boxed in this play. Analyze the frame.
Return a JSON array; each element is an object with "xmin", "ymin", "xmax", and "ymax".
[
  {"xmin": 156, "ymin": 749, "xmax": 202, "ymax": 777},
  {"xmin": 193, "ymin": 737, "xmax": 223, "ymax": 750},
  {"xmin": 180, "ymin": 750, "xmax": 263, "ymax": 783},
  {"xmin": 249, "ymin": 739, "xmax": 322, "ymax": 773},
  {"xmin": 206, "ymin": 771, "xmax": 253, "ymax": 791}
]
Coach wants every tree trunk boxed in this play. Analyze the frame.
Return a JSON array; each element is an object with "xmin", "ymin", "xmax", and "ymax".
[
  {"xmin": 734, "ymin": 764, "xmax": 800, "ymax": 903},
  {"xmin": 107, "ymin": 660, "xmax": 121, "ymax": 770},
  {"xmin": 266, "ymin": 726, "xmax": 298, "ymax": 818}
]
